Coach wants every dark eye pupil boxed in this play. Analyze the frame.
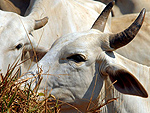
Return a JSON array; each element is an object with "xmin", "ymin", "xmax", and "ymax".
[
  {"xmin": 16, "ymin": 44, "xmax": 22, "ymax": 50},
  {"xmin": 67, "ymin": 54, "xmax": 86, "ymax": 63}
]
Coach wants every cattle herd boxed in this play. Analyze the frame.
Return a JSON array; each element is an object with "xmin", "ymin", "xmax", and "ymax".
[{"xmin": 0, "ymin": 0, "xmax": 150, "ymax": 113}]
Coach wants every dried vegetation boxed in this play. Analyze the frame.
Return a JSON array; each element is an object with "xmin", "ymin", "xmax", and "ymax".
[{"xmin": 0, "ymin": 62, "xmax": 117, "ymax": 113}]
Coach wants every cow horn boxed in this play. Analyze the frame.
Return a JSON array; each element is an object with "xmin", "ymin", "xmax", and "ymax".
[
  {"xmin": 109, "ymin": 8, "xmax": 146, "ymax": 50},
  {"xmin": 91, "ymin": 1, "xmax": 115, "ymax": 32},
  {"xmin": 34, "ymin": 17, "xmax": 48, "ymax": 30}
]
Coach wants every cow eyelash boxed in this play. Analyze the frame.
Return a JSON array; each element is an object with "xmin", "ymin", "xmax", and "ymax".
[{"xmin": 67, "ymin": 54, "xmax": 86, "ymax": 63}]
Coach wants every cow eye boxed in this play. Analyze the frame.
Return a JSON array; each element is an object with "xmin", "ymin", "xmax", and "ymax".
[
  {"xmin": 16, "ymin": 44, "xmax": 23, "ymax": 50},
  {"xmin": 67, "ymin": 54, "xmax": 86, "ymax": 63}
]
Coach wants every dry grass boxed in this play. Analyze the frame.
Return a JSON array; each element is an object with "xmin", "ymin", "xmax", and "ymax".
[
  {"xmin": 0, "ymin": 59, "xmax": 118, "ymax": 113},
  {"xmin": 0, "ymin": 63, "xmax": 118, "ymax": 113},
  {"xmin": 0, "ymin": 63, "xmax": 61, "ymax": 113}
]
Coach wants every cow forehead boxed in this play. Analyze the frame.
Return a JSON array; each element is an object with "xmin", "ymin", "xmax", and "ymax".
[
  {"xmin": 0, "ymin": 11, "xmax": 34, "ymax": 34},
  {"xmin": 0, "ymin": 13, "xmax": 35, "ymax": 45},
  {"xmin": 0, "ymin": 10, "xmax": 20, "ymax": 26},
  {"xmin": 0, "ymin": 20, "xmax": 27, "ymax": 43},
  {"xmin": 52, "ymin": 29, "xmax": 103, "ymax": 49}
]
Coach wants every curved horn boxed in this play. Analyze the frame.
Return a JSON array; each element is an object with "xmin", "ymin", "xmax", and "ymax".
[
  {"xmin": 91, "ymin": 1, "xmax": 115, "ymax": 32},
  {"xmin": 109, "ymin": 8, "xmax": 146, "ymax": 50},
  {"xmin": 34, "ymin": 17, "xmax": 48, "ymax": 30}
]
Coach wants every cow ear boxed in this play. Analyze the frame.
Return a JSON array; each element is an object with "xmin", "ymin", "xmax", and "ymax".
[
  {"xmin": 28, "ymin": 47, "xmax": 48, "ymax": 62},
  {"xmin": 104, "ymin": 64, "xmax": 148, "ymax": 98}
]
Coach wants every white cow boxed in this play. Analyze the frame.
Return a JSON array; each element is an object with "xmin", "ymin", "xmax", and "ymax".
[
  {"xmin": 23, "ymin": 4, "xmax": 150, "ymax": 113},
  {"xmin": 25, "ymin": 0, "xmax": 111, "ymax": 49},
  {"xmin": 0, "ymin": 0, "xmax": 110, "ymax": 74},
  {"xmin": 0, "ymin": 10, "xmax": 48, "ymax": 74}
]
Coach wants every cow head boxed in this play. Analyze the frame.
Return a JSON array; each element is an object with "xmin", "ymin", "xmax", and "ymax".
[
  {"xmin": 24, "ymin": 1, "xmax": 148, "ymax": 111},
  {"xmin": 0, "ymin": 10, "xmax": 48, "ymax": 74}
]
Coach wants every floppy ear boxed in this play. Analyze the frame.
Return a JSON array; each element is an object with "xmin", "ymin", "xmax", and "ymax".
[{"xmin": 104, "ymin": 64, "xmax": 148, "ymax": 98}]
